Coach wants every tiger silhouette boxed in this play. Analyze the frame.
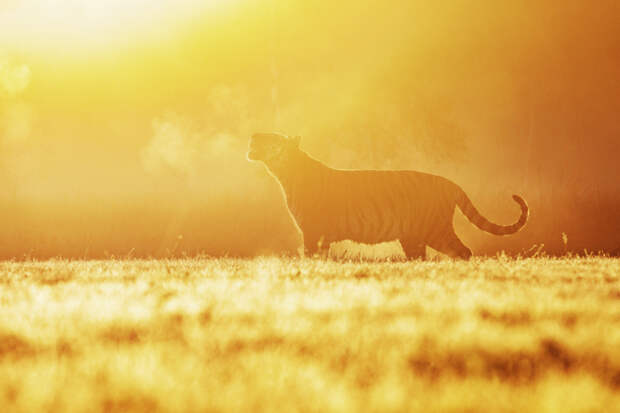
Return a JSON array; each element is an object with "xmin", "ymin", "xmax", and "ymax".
[{"xmin": 248, "ymin": 132, "xmax": 528, "ymax": 259}]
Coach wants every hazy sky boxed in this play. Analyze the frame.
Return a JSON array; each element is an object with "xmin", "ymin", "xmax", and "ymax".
[{"xmin": 0, "ymin": 0, "xmax": 619, "ymax": 257}]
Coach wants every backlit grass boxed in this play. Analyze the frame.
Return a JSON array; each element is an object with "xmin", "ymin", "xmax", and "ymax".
[{"xmin": 0, "ymin": 257, "xmax": 618, "ymax": 412}]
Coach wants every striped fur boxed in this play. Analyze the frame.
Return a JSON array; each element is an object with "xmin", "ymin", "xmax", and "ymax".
[{"xmin": 248, "ymin": 133, "xmax": 529, "ymax": 259}]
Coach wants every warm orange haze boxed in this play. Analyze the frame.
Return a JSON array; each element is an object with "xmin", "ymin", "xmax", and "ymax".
[
  {"xmin": 0, "ymin": 0, "xmax": 619, "ymax": 258},
  {"xmin": 1, "ymin": 3, "xmax": 620, "ymax": 412}
]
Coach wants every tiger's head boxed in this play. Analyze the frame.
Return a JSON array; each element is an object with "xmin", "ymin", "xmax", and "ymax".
[{"xmin": 247, "ymin": 133, "xmax": 301, "ymax": 166}]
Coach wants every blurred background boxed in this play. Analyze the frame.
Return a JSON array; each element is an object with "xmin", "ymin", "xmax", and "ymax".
[{"xmin": 0, "ymin": 0, "xmax": 618, "ymax": 258}]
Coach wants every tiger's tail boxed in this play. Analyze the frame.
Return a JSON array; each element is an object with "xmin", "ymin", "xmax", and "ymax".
[{"xmin": 456, "ymin": 190, "xmax": 529, "ymax": 235}]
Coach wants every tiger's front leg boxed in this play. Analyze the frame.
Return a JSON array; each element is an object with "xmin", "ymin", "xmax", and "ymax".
[{"xmin": 303, "ymin": 233, "xmax": 328, "ymax": 258}]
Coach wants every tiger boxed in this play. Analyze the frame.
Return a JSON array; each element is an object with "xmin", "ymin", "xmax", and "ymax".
[{"xmin": 247, "ymin": 132, "xmax": 528, "ymax": 259}]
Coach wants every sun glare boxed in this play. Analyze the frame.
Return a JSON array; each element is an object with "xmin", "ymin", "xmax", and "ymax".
[{"xmin": 0, "ymin": 0, "xmax": 234, "ymax": 53}]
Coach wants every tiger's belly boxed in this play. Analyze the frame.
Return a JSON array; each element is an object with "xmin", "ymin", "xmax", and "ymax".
[{"xmin": 327, "ymin": 200, "xmax": 409, "ymax": 245}]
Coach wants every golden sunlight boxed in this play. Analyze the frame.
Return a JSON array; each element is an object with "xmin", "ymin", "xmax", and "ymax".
[
  {"xmin": 0, "ymin": 1, "xmax": 619, "ymax": 411},
  {"xmin": 0, "ymin": 0, "xmax": 236, "ymax": 53}
]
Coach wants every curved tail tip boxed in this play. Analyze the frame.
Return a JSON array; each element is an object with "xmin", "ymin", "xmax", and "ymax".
[{"xmin": 512, "ymin": 194, "xmax": 529, "ymax": 219}]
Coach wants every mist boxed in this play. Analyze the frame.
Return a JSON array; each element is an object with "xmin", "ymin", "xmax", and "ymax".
[{"xmin": 0, "ymin": 0, "xmax": 619, "ymax": 258}]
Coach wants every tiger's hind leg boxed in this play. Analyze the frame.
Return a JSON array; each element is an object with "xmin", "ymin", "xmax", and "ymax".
[
  {"xmin": 400, "ymin": 240, "xmax": 427, "ymax": 261},
  {"xmin": 427, "ymin": 228, "xmax": 472, "ymax": 260}
]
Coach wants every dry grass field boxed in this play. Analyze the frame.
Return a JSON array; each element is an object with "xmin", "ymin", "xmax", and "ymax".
[{"xmin": 0, "ymin": 257, "xmax": 619, "ymax": 412}]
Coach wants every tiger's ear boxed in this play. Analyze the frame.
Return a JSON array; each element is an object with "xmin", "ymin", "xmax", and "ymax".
[{"xmin": 292, "ymin": 135, "xmax": 301, "ymax": 147}]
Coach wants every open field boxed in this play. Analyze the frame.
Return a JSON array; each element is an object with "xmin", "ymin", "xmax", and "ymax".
[{"xmin": 0, "ymin": 257, "xmax": 619, "ymax": 412}]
